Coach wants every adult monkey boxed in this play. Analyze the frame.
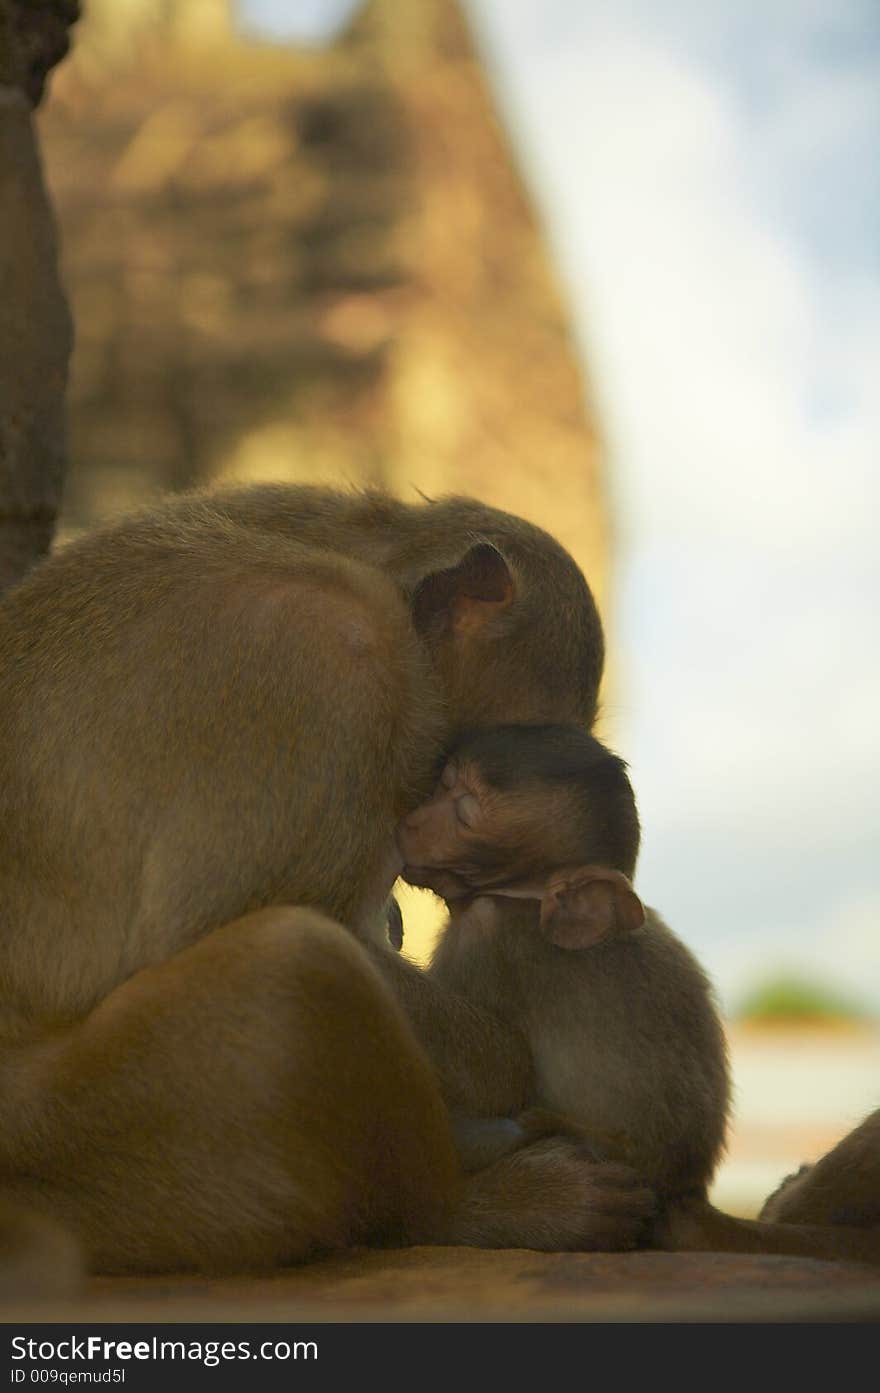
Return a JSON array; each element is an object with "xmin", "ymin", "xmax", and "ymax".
[
  {"xmin": 658, "ymin": 1109, "xmax": 880, "ymax": 1266},
  {"xmin": 0, "ymin": 484, "xmax": 652, "ymax": 1274}
]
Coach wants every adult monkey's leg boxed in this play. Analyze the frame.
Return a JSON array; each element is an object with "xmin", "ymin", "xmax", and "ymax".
[
  {"xmin": 0, "ymin": 908, "xmax": 459, "ymax": 1274},
  {"xmin": 656, "ymin": 1110, "xmax": 880, "ymax": 1266},
  {"xmin": 0, "ymin": 902, "xmax": 652, "ymax": 1273},
  {"xmin": 656, "ymin": 1200, "xmax": 880, "ymax": 1265},
  {"xmin": 759, "ymin": 1109, "xmax": 880, "ymax": 1229}
]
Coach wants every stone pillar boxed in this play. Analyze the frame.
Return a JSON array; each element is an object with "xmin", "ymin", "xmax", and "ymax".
[{"xmin": 0, "ymin": 1, "xmax": 77, "ymax": 589}]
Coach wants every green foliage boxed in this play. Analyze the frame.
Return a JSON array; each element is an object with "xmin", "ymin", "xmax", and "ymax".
[{"xmin": 736, "ymin": 974, "xmax": 870, "ymax": 1024}]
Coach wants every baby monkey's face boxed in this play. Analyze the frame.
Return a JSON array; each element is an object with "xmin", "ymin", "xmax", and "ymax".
[
  {"xmin": 396, "ymin": 758, "xmax": 574, "ymax": 901},
  {"xmin": 397, "ymin": 752, "xmax": 645, "ymax": 949}
]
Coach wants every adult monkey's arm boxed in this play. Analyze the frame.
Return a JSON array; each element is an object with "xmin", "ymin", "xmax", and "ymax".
[{"xmin": 0, "ymin": 0, "xmax": 78, "ymax": 591}]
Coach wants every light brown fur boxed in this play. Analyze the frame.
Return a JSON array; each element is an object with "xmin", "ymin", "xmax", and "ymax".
[{"xmin": 0, "ymin": 484, "xmax": 654, "ymax": 1274}]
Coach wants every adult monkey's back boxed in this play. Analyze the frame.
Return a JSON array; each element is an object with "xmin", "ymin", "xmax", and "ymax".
[{"xmin": 0, "ymin": 485, "xmax": 644, "ymax": 1274}]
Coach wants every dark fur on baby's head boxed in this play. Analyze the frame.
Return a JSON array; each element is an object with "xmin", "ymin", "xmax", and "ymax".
[{"xmin": 452, "ymin": 724, "xmax": 640, "ymax": 878}]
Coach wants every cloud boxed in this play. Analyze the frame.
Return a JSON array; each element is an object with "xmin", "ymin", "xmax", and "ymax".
[
  {"xmin": 468, "ymin": 0, "xmax": 880, "ymax": 1006},
  {"xmin": 473, "ymin": 10, "xmax": 879, "ymax": 534}
]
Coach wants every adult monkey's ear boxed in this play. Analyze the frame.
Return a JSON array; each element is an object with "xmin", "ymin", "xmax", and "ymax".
[
  {"xmin": 411, "ymin": 543, "xmax": 515, "ymax": 640},
  {"xmin": 540, "ymin": 865, "xmax": 646, "ymax": 951}
]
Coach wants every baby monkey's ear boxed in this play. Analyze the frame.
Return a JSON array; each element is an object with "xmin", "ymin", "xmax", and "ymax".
[{"xmin": 539, "ymin": 866, "xmax": 646, "ymax": 951}]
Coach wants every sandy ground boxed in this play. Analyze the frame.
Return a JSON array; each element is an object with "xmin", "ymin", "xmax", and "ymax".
[{"xmin": 711, "ymin": 1022, "xmax": 880, "ymax": 1216}]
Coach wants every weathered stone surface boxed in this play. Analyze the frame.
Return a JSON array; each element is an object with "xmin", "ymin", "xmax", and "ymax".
[
  {"xmin": 6, "ymin": 1247, "xmax": 880, "ymax": 1323},
  {"xmin": 39, "ymin": 0, "xmax": 607, "ymax": 619}
]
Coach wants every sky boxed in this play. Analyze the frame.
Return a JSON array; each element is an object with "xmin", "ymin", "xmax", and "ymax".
[{"xmin": 238, "ymin": 0, "xmax": 880, "ymax": 1016}]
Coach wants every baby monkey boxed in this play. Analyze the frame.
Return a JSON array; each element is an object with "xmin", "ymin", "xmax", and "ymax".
[{"xmin": 397, "ymin": 725, "xmax": 729, "ymax": 1201}]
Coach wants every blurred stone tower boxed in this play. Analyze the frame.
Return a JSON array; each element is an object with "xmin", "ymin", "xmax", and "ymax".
[{"xmin": 39, "ymin": 0, "xmax": 609, "ymax": 615}]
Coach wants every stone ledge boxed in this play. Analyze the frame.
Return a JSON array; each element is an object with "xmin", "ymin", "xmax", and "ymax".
[{"xmin": 5, "ymin": 1247, "xmax": 880, "ymax": 1323}]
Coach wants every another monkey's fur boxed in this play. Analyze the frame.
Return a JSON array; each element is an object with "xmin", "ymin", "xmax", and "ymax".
[
  {"xmin": 0, "ymin": 485, "xmax": 655, "ymax": 1274},
  {"xmin": 398, "ymin": 724, "xmax": 730, "ymax": 1200},
  {"xmin": 656, "ymin": 1109, "xmax": 880, "ymax": 1266}
]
